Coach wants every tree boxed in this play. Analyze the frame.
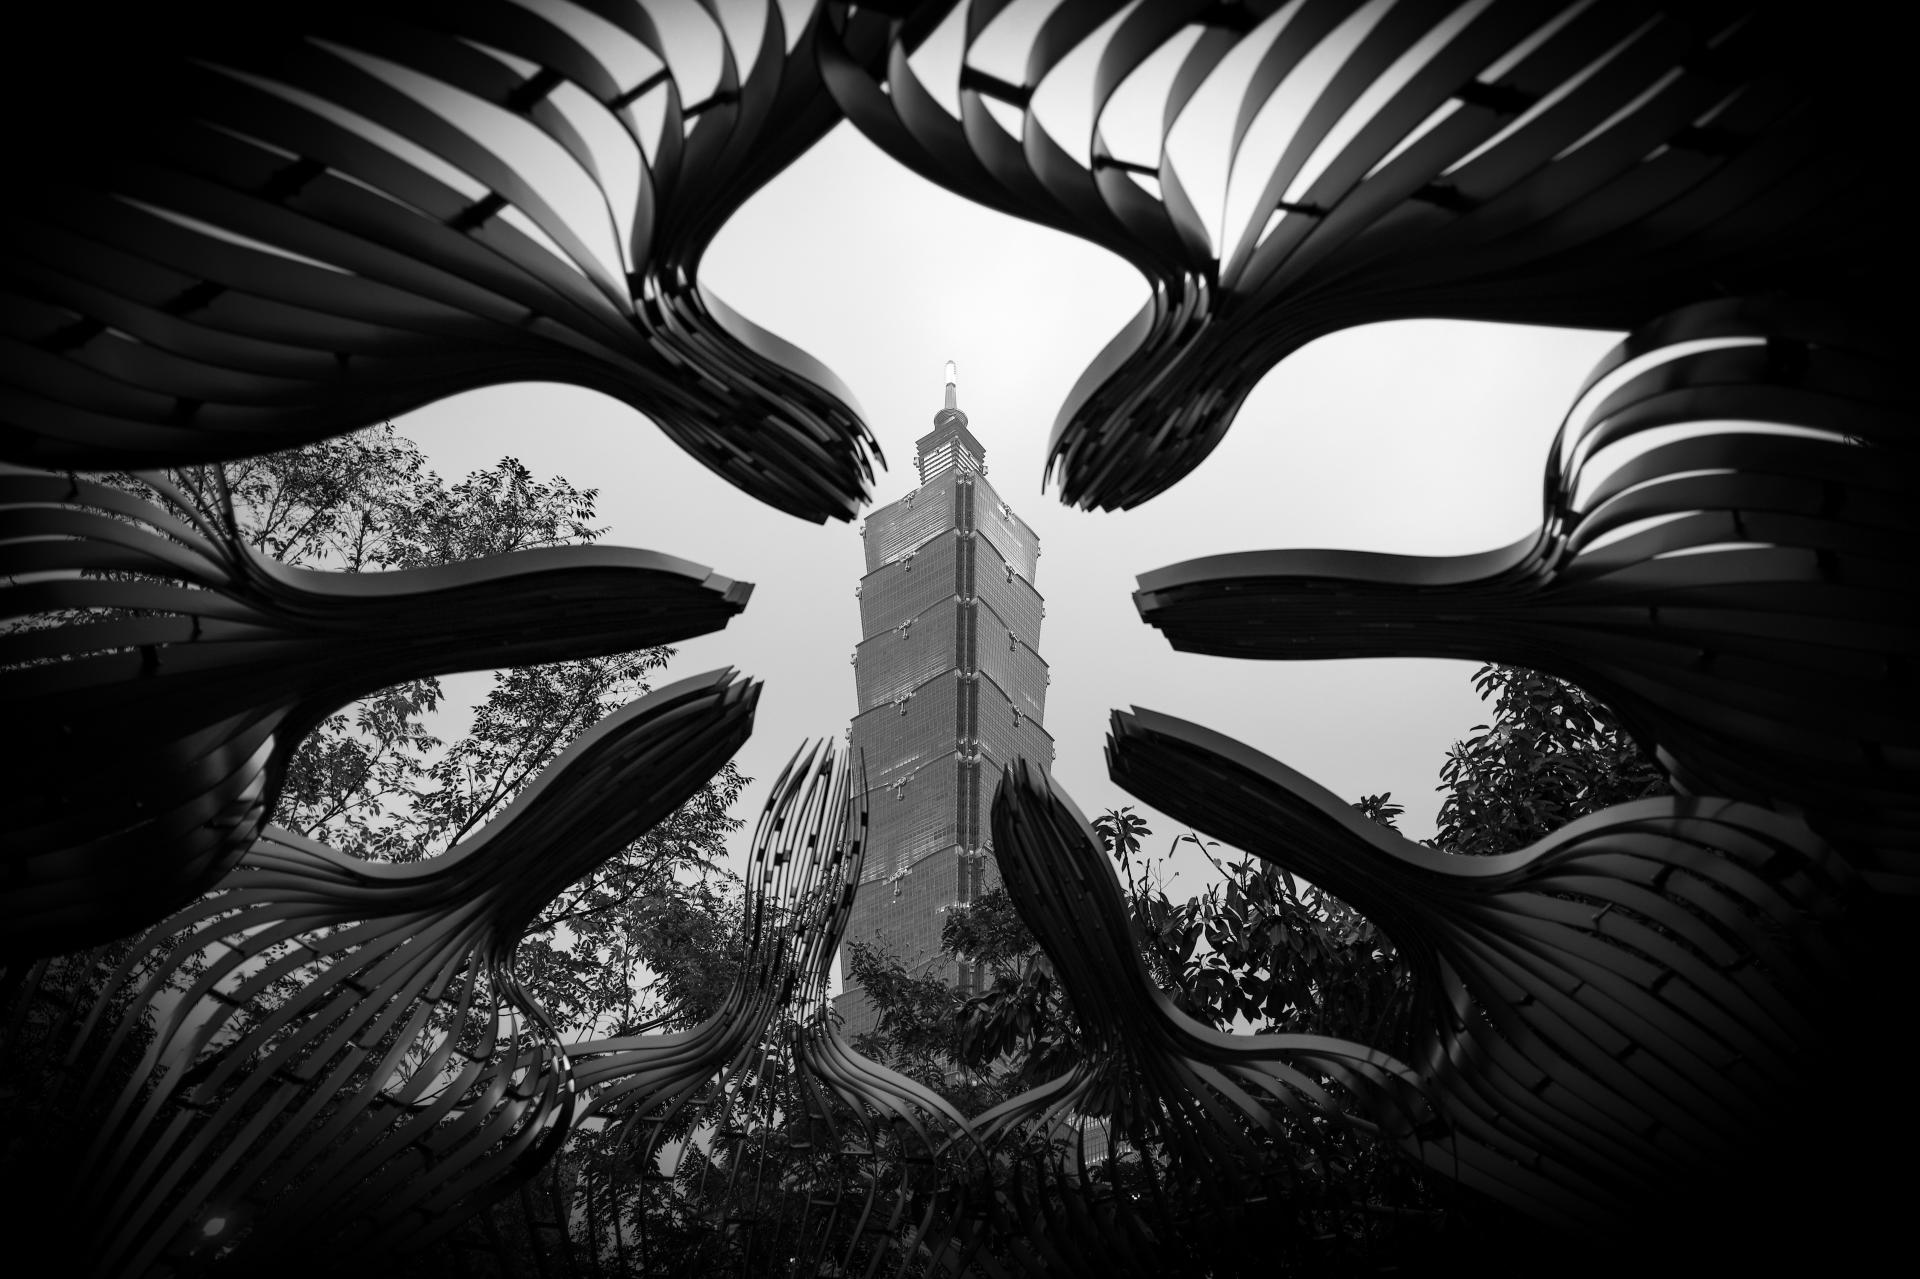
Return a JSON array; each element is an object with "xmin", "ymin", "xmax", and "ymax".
[
  {"xmin": 5, "ymin": 423, "xmax": 757, "ymax": 1274},
  {"xmin": 1098, "ymin": 809, "xmax": 1414, "ymax": 1051},
  {"xmin": 942, "ymin": 887, "xmax": 1080, "ymax": 1092},
  {"xmin": 150, "ymin": 423, "xmax": 751, "ymax": 1037},
  {"xmin": 919, "ymin": 804, "xmax": 1414, "ymax": 1065},
  {"xmin": 1433, "ymin": 663, "xmax": 1669, "ymax": 856},
  {"xmin": 843, "ymin": 940, "xmax": 966, "ymax": 1090},
  {"xmin": 629, "ymin": 659, "xmax": 1680, "ymax": 1273},
  {"xmin": 835, "ymin": 803, "xmax": 1440, "ymax": 1268}
]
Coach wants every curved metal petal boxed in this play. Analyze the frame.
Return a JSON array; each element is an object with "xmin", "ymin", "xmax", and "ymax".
[
  {"xmin": 1, "ymin": 469, "xmax": 753, "ymax": 953},
  {"xmin": 2, "ymin": 2, "xmax": 883, "ymax": 520},
  {"xmin": 1109, "ymin": 705, "xmax": 1856, "ymax": 1235},
  {"xmin": 822, "ymin": 3, "xmax": 1894, "ymax": 507},
  {"xmin": 983, "ymin": 758, "xmax": 1550, "ymax": 1246},
  {"xmin": 1135, "ymin": 298, "xmax": 1919, "ymax": 884},
  {"xmin": 2, "ymin": 669, "xmax": 756, "ymax": 1276},
  {"xmin": 567, "ymin": 738, "xmax": 983, "ymax": 1275}
]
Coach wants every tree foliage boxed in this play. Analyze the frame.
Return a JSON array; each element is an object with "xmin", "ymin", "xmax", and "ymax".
[
  {"xmin": 942, "ymin": 888, "xmax": 1079, "ymax": 1091},
  {"xmin": 99, "ymin": 423, "xmax": 751, "ymax": 1036},
  {"xmin": 9, "ymin": 425, "xmax": 757, "ymax": 1272},
  {"xmin": 21, "ymin": 425, "xmax": 1682, "ymax": 1271},
  {"xmin": 842, "ymin": 939, "xmax": 967, "ymax": 1090},
  {"xmin": 842, "ymin": 657, "xmax": 1675, "ymax": 1269},
  {"xmin": 1103, "ymin": 814, "xmax": 1415, "ymax": 1054},
  {"xmin": 1433, "ymin": 663, "xmax": 1669, "ymax": 855},
  {"xmin": 888, "ymin": 803, "xmax": 1415, "ymax": 1080},
  {"xmin": 842, "ymin": 801, "xmax": 1459, "ymax": 1272}
]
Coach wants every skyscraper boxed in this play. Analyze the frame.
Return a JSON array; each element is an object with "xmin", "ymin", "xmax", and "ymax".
[{"xmin": 836, "ymin": 365, "xmax": 1054, "ymax": 1040}]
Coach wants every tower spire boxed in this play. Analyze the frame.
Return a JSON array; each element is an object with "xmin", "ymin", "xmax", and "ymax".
[{"xmin": 918, "ymin": 357, "xmax": 978, "ymax": 481}]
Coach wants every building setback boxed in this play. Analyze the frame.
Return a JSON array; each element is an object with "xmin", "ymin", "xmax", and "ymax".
[{"xmin": 836, "ymin": 366, "xmax": 1054, "ymax": 1040}]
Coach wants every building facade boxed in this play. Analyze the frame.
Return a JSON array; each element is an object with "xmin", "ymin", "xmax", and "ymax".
[{"xmin": 836, "ymin": 368, "xmax": 1054, "ymax": 1039}]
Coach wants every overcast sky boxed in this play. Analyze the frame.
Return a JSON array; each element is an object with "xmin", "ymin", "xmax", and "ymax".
[{"xmin": 394, "ymin": 117, "xmax": 1621, "ymax": 909}]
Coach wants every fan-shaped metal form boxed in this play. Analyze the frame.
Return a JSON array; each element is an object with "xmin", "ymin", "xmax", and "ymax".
[
  {"xmin": 1105, "ymin": 706, "xmax": 1856, "ymax": 1241},
  {"xmin": 1, "ymin": 467, "xmax": 753, "ymax": 954},
  {"xmin": 820, "ymin": 1, "xmax": 1891, "ymax": 509},
  {"xmin": 0, "ymin": 669, "xmax": 757, "ymax": 1278},
  {"xmin": 1, "ymin": 3, "xmax": 1911, "ymax": 1270},
  {"xmin": 979, "ymin": 758, "xmax": 1585, "ymax": 1257},
  {"xmin": 1136, "ymin": 298, "xmax": 1918, "ymax": 887},
  {"xmin": 2, "ymin": 1, "xmax": 886, "ymax": 521},
  {"xmin": 562, "ymin": 739, "xmax": 989, "ymax": 1277}
]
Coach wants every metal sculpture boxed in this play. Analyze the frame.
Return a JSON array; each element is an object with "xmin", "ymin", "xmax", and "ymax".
[
  {"xmin": 546, "ymin": 739, "xmax": 987, "ymax": 1276},
  {"xmin": 1, "ymin": 1, "xmax": 1912, "ymax": 1272},
  {"xmin": 982, "ymin": 757, "xmax": 1614, "ymax": 1255},
  {"xmin": 1, "ymin": 669, "xmax": 756, "ymax": 1276},
  {"xmin": 2, "ymin": 1, "xmax": 885, "ymax": 521},
  {"xmin": 1134, "ymin": 298, "xmax": 1917, "ymax": 889},
  {"xmin": 820, "ymin": 2, "xmax": 1892, "ymax": 509},
  {"xmin": 0, "ymin": 466, "xmax": 752, "ymax": 954},
  {"xmin": 1106, "ymin": 706, "xmax": 1854, "ymax": 1241}
]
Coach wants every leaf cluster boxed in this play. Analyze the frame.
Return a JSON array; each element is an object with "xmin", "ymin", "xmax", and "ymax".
[
  {"xmin": 1433, "ymin": 663, "xmax": 1669, "ymax": 856},
  {"xmin": 943, "ymin": 890, "xmax": 1078, "ymax": 1090},
  {"xmin": 841, "ymin": 940, "xmax": 971, "ymax": 1097},
  {"xmin": 105, "ymin": 422, "xmax": 749, "ymax": 1042}
]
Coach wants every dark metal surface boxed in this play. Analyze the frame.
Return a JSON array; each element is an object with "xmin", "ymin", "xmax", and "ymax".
[
  {"xmin": 984, "ymin": 757, "xmax": 1484, "ymax": 1263},
  {"xmin": 820, "ymin": 2, "xmax": 1893, "ymax": 509},
  {"xmin": 564, "ymin": 739, "xmax": 984, "ymax": 1277},
  {"xmin": 1, "ymin": 669, "xmax": 757, "ymax": 1276},
  {"xmin": 1, "ymin": 467, "xmax": 752, "ymax": 954},
  {"xmin": 2, "ymin": 1, "xmax": 884, "ymax": 522},
  {"xmin": 1107, "ymin": 706, "xmax": 1853, "ymax": 1239},
  {"xmin": 1, "ymin": 2, "xmax": 1912, "ymax": 1272},
  {"xmin": 1135, "ymin": 298, "xmax": 1918, "ymax": 889}
]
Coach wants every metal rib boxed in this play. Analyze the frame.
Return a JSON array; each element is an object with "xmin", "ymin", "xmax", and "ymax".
[
  {"xmin": 982, "ymin": 758, "xmax": 1579, "ymax": 1255},
  {"xmin": 1136, "ymin": 298, "xmax": 1918, "ymax": 886},
  {"xmin": 2, "ymin": 468, "xmax": 753, "ymax": 954},
  {"xmin": 2, "ymin": 2, "xmax": 886, "ymax": 521},
  {"xmin": 820, "ymin": 2, "xmax": 1892, "ymax": 508},
  {"xmin": 1108, "ymin": 705, "xmax": 1856, "ymax": 1238},
  {"xmin": 1, "ymin": 669, "xmax": 756, "ymax": 1277},
  {"xmin": 565, "ymin": 738, "xmax": 983, "ymax": 1278}
]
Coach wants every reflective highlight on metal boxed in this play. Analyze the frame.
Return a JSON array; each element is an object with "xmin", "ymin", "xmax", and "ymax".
[
  {"xmin": 1107, "ymin": 707, "xmax": 1853, "ymax": 1236},
  {"xmin": 0, "ymin": 1, "xmax": 1909, "ymax": 1271},
  {"xmin": 1135, "ymin": 299, "xmax": 1918, "ymax": 889},
  {"xmin": 558, "ymin": 739, "xmax": 985, "ymax": 1275},
  {"xmin": 1, "ymin": 468, "xmax": 752, "ymax": 955},
  {"xmin": 984, "ymin": 758, "xmax": 1476, "ymax": 1256},
  {"xmin": 819, "ymin": 2, "xmax": 1888, "ymax": 509},
  {"xmin": 0, "ymin": 670, "xmax": 757, "ymax": 1276},
  {"xmin": 2, "ymin": 1, "xmax": 883, "ymax": 521}
]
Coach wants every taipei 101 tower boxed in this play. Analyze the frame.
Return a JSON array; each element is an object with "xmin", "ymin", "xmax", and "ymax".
[{"xmin": 835, "ymin": 364, "xmax": 1054, "ymax": 1040}]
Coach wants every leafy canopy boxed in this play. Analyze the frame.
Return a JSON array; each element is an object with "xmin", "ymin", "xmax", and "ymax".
[
  {"xmin": 134, "ymin": 423, "xmax": 751, "ymax": 1039},
  {"xmin": 1433, "ymin": 663, "xmax": 1668, "ymax": 856}
]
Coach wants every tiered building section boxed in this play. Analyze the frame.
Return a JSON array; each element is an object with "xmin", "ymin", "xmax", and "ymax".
[{"xmin": 837, "ymin": 368, "xmax": 1053, "ymax": 1039}]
